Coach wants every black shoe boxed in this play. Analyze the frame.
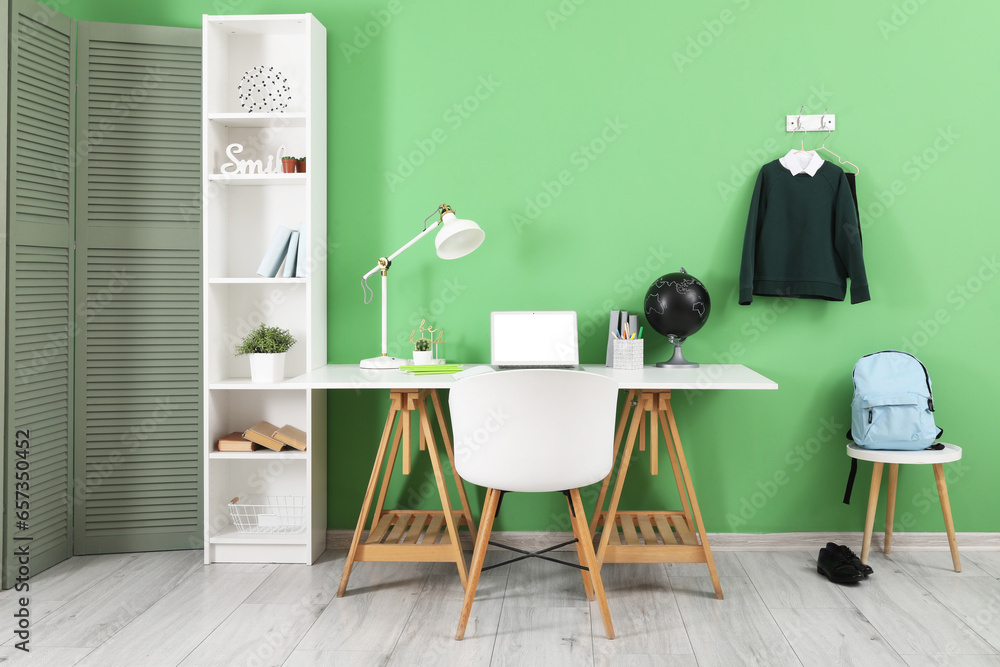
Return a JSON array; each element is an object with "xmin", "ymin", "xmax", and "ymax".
[
  {"xmin": 826, "ymin": 542, "xmax": 873, "ymax": 577},
  {"xmin": 817, "ymin": 547, "xmax": 865, "ymax": 584}
]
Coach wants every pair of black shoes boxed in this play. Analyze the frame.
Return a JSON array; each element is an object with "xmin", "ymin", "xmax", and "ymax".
[{"xmin": 817, "ymin": 542, "xmax": 873, "ymax": 583}]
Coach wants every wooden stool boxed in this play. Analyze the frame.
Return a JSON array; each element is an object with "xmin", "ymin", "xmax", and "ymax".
[{"xmin": 846, "ymin": 442, "xmax": 962, "ymax": 572}]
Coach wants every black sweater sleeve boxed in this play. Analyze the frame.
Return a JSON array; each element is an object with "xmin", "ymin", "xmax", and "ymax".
[
  {"xmin": 739, "ymin": 169, "xmax": 766, "ymax": 305},
  {"xmin": 832, "ymin": 172, "xmax": 870, "ymax": 303}
]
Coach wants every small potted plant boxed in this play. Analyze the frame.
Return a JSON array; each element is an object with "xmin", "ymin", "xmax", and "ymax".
[
  {"xmin": 281, "ymin": 156, "xmax": 297, "ymax": 174},
  {"xmin": 412, "ymin": 337, "xmax": 433, "ymax": 365},
  {"xmin": 410, "ymin": 320, "xmax": 437, "ymax": 364},
  {"xmin": 235, "ymin": 323, "xmax": 296, "ymax": 383},
  {"xmin": 295, "ymin": 156, "xmax": 307, "ymax": 173}
]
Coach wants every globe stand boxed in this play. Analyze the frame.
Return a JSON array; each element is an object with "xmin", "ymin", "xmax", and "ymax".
[{"xmin": 655, "ymin": 336, "xmax": 699, "ymax": 369}]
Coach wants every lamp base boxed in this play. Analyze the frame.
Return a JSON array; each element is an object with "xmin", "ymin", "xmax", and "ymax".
[{"xmin": 360, "ymin": 355, "xmax": 410, "ymax": 370}]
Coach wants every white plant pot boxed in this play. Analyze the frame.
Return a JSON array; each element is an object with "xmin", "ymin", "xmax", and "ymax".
[
  {"xmin": 412, "ymin": 350, "xmax": 434, "ymax": 365},
  {"xmin": 249, "ymin": 353, "xmax": 286, "ymax": 383}
]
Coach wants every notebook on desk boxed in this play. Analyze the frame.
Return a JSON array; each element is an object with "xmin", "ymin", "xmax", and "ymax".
[{"xmin": 490, "ymin": 311, "xmax": 582, "ymax": 370}]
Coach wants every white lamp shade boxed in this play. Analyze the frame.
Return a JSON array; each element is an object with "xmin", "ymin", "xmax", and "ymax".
[{"xmin": 435, "ymin": 211, "xmax": 485, "ymax": 259}]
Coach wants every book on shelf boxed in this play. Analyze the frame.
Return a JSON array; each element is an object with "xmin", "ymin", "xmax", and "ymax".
[
  {"xmin": 273, "ymin": 424, "xmax": 307, "ymax": 451},
  {"xmin": 295, "ymin": 221, "xmax": 307, "ymax": 278},
  {"xmin": 282, "ymin": 231, "xmax": 299, "ymax": 277},
  {"xmin": 256, "ymin": 226, "xmax": 294, "ymax": 277},
  {"xmin": 243, "ymin": 421, "xmax": 285, "ymax": 451},
  {"xmin": 217, "ymin": 431, "xmax": 258, "ymax": 452}
]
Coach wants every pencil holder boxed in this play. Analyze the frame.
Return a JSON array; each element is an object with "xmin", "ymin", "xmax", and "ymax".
[{"xmin": 613, "ymin": 339, "xmax": 644, "ymax": 370}]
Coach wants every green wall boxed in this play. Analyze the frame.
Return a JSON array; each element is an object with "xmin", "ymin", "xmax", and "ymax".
[{"xmin": 61, "ymin": 0, "xmax": 999, "ymax": 534}]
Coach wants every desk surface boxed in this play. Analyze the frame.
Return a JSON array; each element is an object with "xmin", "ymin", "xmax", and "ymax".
[{"xmin": 286, "ymin": 364, "xmax": 778, "ymax": 391}]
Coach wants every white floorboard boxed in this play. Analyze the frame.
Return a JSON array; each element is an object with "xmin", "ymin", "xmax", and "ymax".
[
  {"xmin": 771, "ymin": 607, "xmax": 908, "ymax": 666},
  {"xmin": 31, "ymin": 551, "xmax": 203, "ymax": 649},
  {"xmin": 838, "ymin": 552, "xmax": 996, "ymax": 656},
  {"xmin": 73, "ymin": 563, "xmax": 276, "ymax": 667},
  {"xmin": 179, "ymin": 602, "xmax": 325, "ymax": 667},
  {"xmin": 737, "ymin": 550, "xmax": 854, "ymax": 609},
  {"xmin": 591, "ymin": 563, "xmax": 692, "ymax": 658},
  {"xmin": 2, "ymin": 545, "xmax": 999, "ymax": 665},
  {"xmin": 671, "ymin": 575, "xmax": 800, "ymax": 667}
]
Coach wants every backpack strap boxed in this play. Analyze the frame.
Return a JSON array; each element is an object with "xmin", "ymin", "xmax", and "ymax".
[{"xmin": 843, "ymin": 457, "xmax": 857, "ymax": 505}]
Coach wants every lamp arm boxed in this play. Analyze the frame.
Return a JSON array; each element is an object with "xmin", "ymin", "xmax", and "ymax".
[
  {"xmin": 361, "ymin": 219, "xmax": 443, "ymax": 304},
  {"xmin": 362, "ymin": 219, "xmax": 442, "ymax": 280}
]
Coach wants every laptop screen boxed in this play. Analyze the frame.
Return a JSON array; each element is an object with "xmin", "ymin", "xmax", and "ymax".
[{"xmin": 490, "ymin": 311, "xmax": 580, "ymax": 366}]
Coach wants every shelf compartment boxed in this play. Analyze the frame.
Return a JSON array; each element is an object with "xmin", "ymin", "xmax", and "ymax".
[
  {"xmin": 206, "ymin": 284, "xmax": 309, "ymax": 381},
  {"xmin": 207, "ymin": 389, "xmax": 309, "ymax": 449}
]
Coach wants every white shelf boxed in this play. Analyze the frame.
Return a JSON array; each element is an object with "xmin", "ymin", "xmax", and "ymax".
[
  {"xmin": 209, "ymin": 379, "xmax": 307, "ymax": 390},
  {"xmin": 209, "ymin": 451, "xmax": 307, "ymax": 460},
  {"xmin": 210, "ymin": 525, "xmax": 307, "ymax": 545},
  {"xmin": 209, "ymin": 277, "xmax": 306, "ymax": 285},
  {"xmin": 205, "ymin": 14, "xmax": 313, "ymax": 36},
  {"xmin": 208, "ymin": 112, "xmax": 306, "ymax": 128},
  {"xmin": 203, "ymin": 13, "xmax": 327, "ymax": 567},
  {"xmin": 208, "ymin": 173, "xmax": 306, "ymax": 186}
]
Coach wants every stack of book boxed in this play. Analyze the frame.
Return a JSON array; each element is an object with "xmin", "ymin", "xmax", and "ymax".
[
  {"xmin": 257, "ymin": 224, "xmax": 307, "ymax": 278},
  {"xmin": 215, "ymin": 422, "xmax": 307, "ymax": 452}
]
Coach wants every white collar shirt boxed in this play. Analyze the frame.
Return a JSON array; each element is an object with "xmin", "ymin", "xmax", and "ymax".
[{"xmin": 778, "ymin": 149, "xmax": 824, "ymax": 176}]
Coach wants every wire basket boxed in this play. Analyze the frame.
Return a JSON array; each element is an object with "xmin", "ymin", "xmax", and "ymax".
[{"xmin": 228, "ymin": 495, "xmax": 305, "ymax": 534}]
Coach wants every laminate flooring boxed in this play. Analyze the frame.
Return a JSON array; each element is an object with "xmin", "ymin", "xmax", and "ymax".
[{"xmin": 1, "ymin": 547, "xmax": 999, "ymax": 666}]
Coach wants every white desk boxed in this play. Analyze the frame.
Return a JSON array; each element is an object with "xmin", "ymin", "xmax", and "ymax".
[
  {"xmin": 288, "ymin": 364, "xmax": 777, "ymax": 597},
  {"xmin": 288, "ymin": 363, "xmax": 776, "ymax": 391}
]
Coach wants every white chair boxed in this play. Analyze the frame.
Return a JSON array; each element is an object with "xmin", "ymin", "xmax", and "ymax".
[
  {"xmin": 450, "ymin": 369, "xmax": 617, "ymax": 640},
  {"xmin": 846, "ymin": 442, "xmax": 962, "ymax": 572}
]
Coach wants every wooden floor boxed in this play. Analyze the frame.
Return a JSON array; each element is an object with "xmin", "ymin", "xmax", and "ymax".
[{"xmin": 2, "ymin": 546, "xmax": 1000, "ymax": 666}]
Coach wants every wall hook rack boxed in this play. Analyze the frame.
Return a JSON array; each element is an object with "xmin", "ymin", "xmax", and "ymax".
[{"xmin": 786, "ymin": 111, "xmax": 835, "ymax": 132}]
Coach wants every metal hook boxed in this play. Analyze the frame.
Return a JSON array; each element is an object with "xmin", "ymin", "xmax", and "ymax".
[{"xmin": 797, "ymin": 105, "xmax": 806, "ymax": 150}]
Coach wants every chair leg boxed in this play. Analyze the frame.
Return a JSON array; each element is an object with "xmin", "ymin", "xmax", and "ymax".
[
  {"xmin": 567, "ymin": 495, "xmax": 595, "ymax": 601},
  {"xmin": 570, "ymin": 488, "xmax": 614, "ymax": 640},
  {"xmin": 933, "ymin": 463, "xmax": 962, "ymax": 573},
  {"xmin": 861, "ymin": 462, "xmax": 883, "ymax": 566},
  {"xmin": 456, "ymin": 488, "xmax": 499, "ymax": 640},
  {"xmin": 885, "ymin": 463, "xmax": 898, "ymax": 554}
]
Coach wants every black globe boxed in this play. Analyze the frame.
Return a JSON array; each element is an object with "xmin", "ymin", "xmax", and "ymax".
[{"xmin": 644, "ymin": 270, "xmax": 711, "ymax": 342}]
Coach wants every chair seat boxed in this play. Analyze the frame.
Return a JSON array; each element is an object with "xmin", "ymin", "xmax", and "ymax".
[{"xmin": 846, "ymin": 442, "xmax": 961, "ymax": 465}]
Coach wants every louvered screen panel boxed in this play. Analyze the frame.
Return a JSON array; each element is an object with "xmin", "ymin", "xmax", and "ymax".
[
  {"xmin": 5, "ymin": 0, "xmax": 76, "ymax": 586},
  {"xmin": 77, "ymin": 249, "xmax": 201, "ymax": 552},
  {"xmin": 9, "ymin": 248, "xmax": 73, "ymax": 567},
  {"xmin": 75, "ymin": 22, "xmax": 202, "ymax": 554}
]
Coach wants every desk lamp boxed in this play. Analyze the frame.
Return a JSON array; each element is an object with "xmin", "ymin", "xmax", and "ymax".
[{"xmin": 360, "ymin": 204, "xmax": 484, "ymax": 369}]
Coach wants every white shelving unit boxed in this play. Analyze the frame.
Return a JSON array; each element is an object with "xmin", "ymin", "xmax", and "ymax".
[{"xmin": 202, "ymin": 14, "xmax": 327, "ymax": 564}]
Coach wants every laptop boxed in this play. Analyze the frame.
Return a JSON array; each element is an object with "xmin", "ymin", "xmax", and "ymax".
[{"xmin": 490, "ymin": 311, "xmax": 581, "ymax": 370}]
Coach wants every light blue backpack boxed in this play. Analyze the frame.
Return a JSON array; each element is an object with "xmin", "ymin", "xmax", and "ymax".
[{"xmin": 848, "ymin": 350, "xmax": 942, "ymax": 450}]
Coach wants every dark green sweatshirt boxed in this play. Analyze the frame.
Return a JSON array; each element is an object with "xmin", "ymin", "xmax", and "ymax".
[{"xmin": 739, "ymin": 159, "xmax": 870, "ymax": 305}]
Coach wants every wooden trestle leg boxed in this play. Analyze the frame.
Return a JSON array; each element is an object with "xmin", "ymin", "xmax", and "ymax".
[
  {"xmin": 591, "ymin": 389, "xmax": 724, "ymax": 600},
  {"xmin": 338, "ymin": 389, "xmax": 475, "ymax": 597}
]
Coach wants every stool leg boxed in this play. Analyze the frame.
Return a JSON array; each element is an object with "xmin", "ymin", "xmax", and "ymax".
[
  {"xmin": 885, "ymin": 463, "xmax": 899, "ymax": 555},
  {"xmin": 933, "ymin": 463, "xmax": 962, "ymax": 573},
  {"xmin": 861, "ymin": 462, "xmax": 883, "ymax": 566}
]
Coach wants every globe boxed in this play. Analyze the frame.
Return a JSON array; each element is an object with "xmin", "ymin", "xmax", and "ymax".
[{"xmin": 643, "ymin": 269, "xmax": 711, "ymax": 367}]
